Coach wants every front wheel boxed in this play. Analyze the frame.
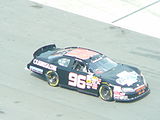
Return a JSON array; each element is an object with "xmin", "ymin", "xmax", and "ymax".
[
  {"xmin": 99, "ymin": 85, "xmax": 113, "ymax": 101},
  {"xmin": 45, "ymin": 71, "xmax": 59, "ymax": 87}
]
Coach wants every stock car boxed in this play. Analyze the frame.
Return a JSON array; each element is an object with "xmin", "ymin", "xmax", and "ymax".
[{"xmin": 26, "ymin": 44, "xmax": 150, "ymax": 102}]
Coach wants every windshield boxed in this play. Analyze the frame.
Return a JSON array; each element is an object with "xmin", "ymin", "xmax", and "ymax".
[{"xmin": 89, "ymin": 57, "xmax": 117, "ymax": 74}]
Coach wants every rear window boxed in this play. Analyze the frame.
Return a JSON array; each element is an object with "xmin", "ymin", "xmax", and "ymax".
[
  {"xmin": 58, "ymin": 58, "xmax": 70, "ymax": 67},
  {"xmin": 38, "ymin": 51, "xmax": 53, "ymax": 58}
]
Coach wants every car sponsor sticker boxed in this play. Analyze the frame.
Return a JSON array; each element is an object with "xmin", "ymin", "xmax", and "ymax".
[
  {"xmin": 29, "ymin": 66, "xmax": 43, "ymax": 74},
  {"xmin": 113, "ymin": 86, "xmax": 128, "ymax": 100},
  {"xmin": 86, "ymin": 76, "xmax": 101, "ymax": 90},
  {"xmin": 33, "ymin": 59, "xmax": 57, "ymax": 71},
  {"xmin": 116, "ymin": 71, "xmax": 138, "ymax": 86},
  {"xmin": 135, "ymin": 84, "xmax": 145, "ymax": 95}
]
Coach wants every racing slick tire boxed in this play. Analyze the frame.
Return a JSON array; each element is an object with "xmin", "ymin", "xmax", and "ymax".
[
  {"xmin": 99, "ymin": 85, "xmax": 113, "ymax": 101},
  {"xmin": 45, "ymin": 71, "xmax": 59, "ymax": 87}
]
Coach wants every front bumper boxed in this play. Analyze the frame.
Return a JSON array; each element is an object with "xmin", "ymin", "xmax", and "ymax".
[{"xmin": 114, "ymin": 85, "xmax": 150, "ymax": 102}]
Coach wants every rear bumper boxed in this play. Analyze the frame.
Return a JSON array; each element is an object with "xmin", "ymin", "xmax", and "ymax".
[{"xmin": 25, "ymin": 66, "xmax": 30, "ymax": 71}]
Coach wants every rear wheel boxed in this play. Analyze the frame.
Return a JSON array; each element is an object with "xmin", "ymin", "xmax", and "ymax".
[
  {"xmin": 99, "ymin": 85, "xmax": 113, "ymax": 101},
  {"xmin": 45, "ymin": 71, "xmax": 59, "ymax": 87}
]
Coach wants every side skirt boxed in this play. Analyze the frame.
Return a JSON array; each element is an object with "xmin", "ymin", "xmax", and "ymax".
[{"xmin": 59, "ymin": 84, "xmax": 98, "ymax": 96}]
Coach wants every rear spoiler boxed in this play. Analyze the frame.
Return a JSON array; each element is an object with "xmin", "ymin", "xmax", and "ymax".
[{"xmin": 33, "ymin": 44, "xmax": 56, "ymax": 57}]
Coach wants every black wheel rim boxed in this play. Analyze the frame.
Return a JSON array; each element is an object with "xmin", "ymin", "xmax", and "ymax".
[
  {"xmin": 46, "ymin": 72, "xmax": 58, "ymax": 84},
  {"xmin": 102, "ymin": 87, "xmax": 110, "ymax": 98},
  {"xmin": 48, "ymin": 75, "xmax": 57, "ymax": 84}
]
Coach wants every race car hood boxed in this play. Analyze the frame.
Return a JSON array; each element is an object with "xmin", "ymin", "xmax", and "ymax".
[{"xmin": 98, "ymin": 64, "xmax": 144, "ymax": 87}]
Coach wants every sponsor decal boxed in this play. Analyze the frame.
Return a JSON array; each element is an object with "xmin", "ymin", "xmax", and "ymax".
[
  {"xmin": 33, "ymin": 59, "xmax": 57, "ymax": 71},
  {"xmin": 116, "ymin": 71, "xmax": 138, "ymax": 86},
  {"xmin": 135, "ymin": 85, "xmax": 145, "ymax": 92},
  {"xmin": 113, "ymin": 86, "xmax": 128, "ymax": 100},
  {"xmin": 86, "ymin": 76, "xmax": 101, "ymax": 90},
  {"xmin": 135, "ymin": 85, "xmax": 145, "ymax": 95},
  {"xmin": 138, "ymin": 90, "xmax": 145, "ymax": 95},
  {"xmin": 29, "ymin": 66, "xmax": 43, "ymax": 74}
]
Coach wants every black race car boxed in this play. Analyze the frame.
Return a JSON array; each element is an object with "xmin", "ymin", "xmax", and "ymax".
[{"xmin": 26, "ymin": 44, "xmax": 150, "ymax": 102}]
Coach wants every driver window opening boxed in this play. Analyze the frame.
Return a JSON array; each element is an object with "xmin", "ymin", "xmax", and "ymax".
[{"xmin": 72, "ymin": 61, "xmax": 87, "ymax": 72}]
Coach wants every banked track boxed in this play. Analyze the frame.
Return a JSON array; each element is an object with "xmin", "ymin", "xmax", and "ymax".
[{"xmin": 0, "ymin": 0, "xmax": 160, "ymax": 120}]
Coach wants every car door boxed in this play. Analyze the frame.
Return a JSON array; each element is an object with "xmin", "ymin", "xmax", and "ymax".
[
  {"xmin": 68, "ymin": 59, "xmax": 101, "ymax": 95},
  {"xmin": 54, "ymin": 57, "xmax": 86, "ymax": 89},
  {"xmin": 56, "ymin": 57, "xmax": 100, "ymax": 95},
  {"xmin": 67, "ymin": 59, "xmax": 88, "ymax": 90}
]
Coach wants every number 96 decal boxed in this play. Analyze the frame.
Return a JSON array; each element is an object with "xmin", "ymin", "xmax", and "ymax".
[
  {"xmin": 68, "ymin": 72, "xmax": 86, "ymax": 89},
  {"xmin": 68, "ymin": 72, "xmax": 101, "ymax": 89}
]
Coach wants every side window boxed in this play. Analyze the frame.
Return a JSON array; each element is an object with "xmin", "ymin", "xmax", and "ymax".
[
  {"xmin": 72, "ymin": 61, "xmax": 87, "ymax": 72},
  {"xmin": 58, "ymin": 58, "xmax": 70, "ymax": 67}
]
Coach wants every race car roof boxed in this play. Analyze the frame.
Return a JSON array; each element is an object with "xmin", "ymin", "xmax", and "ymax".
[{"xmin": 65, "ymin": 48, "xmax": 99, "ymax": 60}]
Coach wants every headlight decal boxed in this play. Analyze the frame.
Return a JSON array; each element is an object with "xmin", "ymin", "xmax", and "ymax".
[{"xmin": 122, "ymin": 88, "xmax": 135, "ymax": 92}]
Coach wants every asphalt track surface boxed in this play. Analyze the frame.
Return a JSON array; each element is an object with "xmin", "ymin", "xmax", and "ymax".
[{"xmin": 0, "ymin": 0, "xmax": 160, "ymax": 120}]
